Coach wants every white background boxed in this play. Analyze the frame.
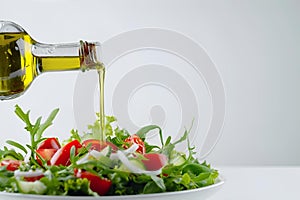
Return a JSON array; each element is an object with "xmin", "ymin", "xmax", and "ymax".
[{"xmin": 0, "ymin": 0, "xmax": 299, "ymax": 166}]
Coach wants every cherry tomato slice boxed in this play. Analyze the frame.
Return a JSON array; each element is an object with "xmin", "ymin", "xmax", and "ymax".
[
  {"xmin": 82, "ymin": 139, "xmax": 118, "ymax": 152},
  {"xmin": 38, "ymin": 137, "xmax": 61, "ymax": 150},
  {"xmin": 141, "ymin": 153, "xmax": 168, "ymax": 171},
  {"xmin": 0, "ymin": 159, "xmax": 22, "ymax": 171},
  {"xmin": 74, "ymin": 169, "xmax": 112, "ymax": 196},
  {"xmin": 36, "ymin": 148, "xmax": 58, "ymax": 165},
  {"xmin": 122, "ymin": 134, "xmax": 145, "ymax": 154},
  {"xmin": 50, "ymin": 140, "xmax": 82, "ymax": 166},
  {"xmin": 23, "ymin": 175, "xmax": 44, "ymax": 182}
]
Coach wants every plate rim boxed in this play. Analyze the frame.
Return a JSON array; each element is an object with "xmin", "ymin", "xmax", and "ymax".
[{"xmin": 0, "ymin": 176, "xmax": 224, "ymax": 199}]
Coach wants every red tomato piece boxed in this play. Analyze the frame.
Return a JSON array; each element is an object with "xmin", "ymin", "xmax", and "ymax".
[
  {"xmin": 0, "ymin": 159, "xmax": 22, "ymax": 171},
  {"xmin": 82, "ymin": 139, "xmax": 118, "ymax": 152},
  {"xmin": 122, "ymin": 134, "xmax": 145, "ymax": 154},
  {"xmin": 50, "ymin": 140, "xmax": 82, "ymax": 166},
  {"xmin": 23, "ymin": 175, "xmax": 44, "ymax": 182},
  {"xmin": 141, "ymin": 153, "xmax": 168, "ymax": 171},
  {"xmin": 36, "ymin": 148, "xmax": 58, "ymax": 165},
  {"xmin": 38, "ymin": 137, "xmax": 61, "ymax": 150},
  {"xmin": 74, "ymin": 169, "xmax": 112, "ymax": 196}
]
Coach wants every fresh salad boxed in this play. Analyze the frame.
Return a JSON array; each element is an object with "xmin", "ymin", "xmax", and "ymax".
[{"xmin": 0, "ymin": 105, "xmax": 219, "ymax": 196}]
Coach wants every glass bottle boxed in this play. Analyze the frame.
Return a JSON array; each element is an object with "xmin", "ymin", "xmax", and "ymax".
[{"xmin": 0, "ymin": 21, "xmax": 103, "ymax": 100}]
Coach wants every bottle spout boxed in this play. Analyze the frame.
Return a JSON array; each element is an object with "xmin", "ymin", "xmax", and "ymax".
[{"xmin": 79, "ymin": 41, "xmax": 103, "ymax": 71}]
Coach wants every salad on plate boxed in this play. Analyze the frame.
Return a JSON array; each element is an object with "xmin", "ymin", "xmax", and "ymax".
[{"xmin": 0, "ymin": 105, "xmax": 219, "ymax": 196}]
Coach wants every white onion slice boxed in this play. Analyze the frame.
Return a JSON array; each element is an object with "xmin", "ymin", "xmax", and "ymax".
[
  {"xmin": 110, "ymin": 153, "xmax": 119, "ymax": 160},
  {"xmin": 89, "ymin": 150, "xmax": 105, "ymax": 159},
  {"xmin": 14, "ymin": 169, "xmax": 44, "ymax": 178},
  {"xmin": 123, "ymin": 143, "xmax": 139, "ymax": 154},
  {"xmin": 76, "ymin": 153, "xmax": 91, "ymax": 165}
]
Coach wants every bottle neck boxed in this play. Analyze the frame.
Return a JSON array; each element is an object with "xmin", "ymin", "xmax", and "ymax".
[{"xmin": 32, "ymin": 41, "xmax": 102, "ymax": 73}]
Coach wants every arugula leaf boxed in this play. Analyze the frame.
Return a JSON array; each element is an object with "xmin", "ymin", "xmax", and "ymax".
[
  {"xmin": 71, "ymin": 129, "xmax": 82, "ymax": 142},
  {"xmin": 14, "ymin": 105, "xmax": 32, "ymax": 130},
  {"xmin": 6, "ymin": 140, "xmax": 28, "ymax": 154},
  {"xmin": 136, "ymin": 125, "xmax": 163, "ymax": 145},
  {"xmin": 36, "ymin": 108, "xmax": 59, "ymax": 141},
  {"xmin": 160, "ymin": 129, "xmax": 189, "ymax": 159},
  {"xmin": 69, "ymin": 146, "xmax": 76, "ymax": 165},
  {"xmin": 135, "ymin": 125, "xmax": 164, "ymax": 153},
  {"xmin": 0, "ymin": 146, "xmax": 24, "ymax": 160},
  {"xmin": 14, "ymin": 105, "xmax": 59, "ymax": 165},
  {"xmin": 31, "ymin": 117, "xmax": 42, "ymax": 141}
]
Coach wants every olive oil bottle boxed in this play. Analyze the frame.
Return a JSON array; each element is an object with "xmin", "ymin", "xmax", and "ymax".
[
  {"xmin": 0, "ymin": 21, "xmax": 106, "ymax": 140},
  {"xmin": 0, "ymin": 21, "xmax": 103, "ymax": 100}
]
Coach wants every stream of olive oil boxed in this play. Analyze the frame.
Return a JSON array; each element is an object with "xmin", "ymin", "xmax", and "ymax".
[{"xmin": 96, "ymin": 64, "xmax": 105, "ymax": 141}]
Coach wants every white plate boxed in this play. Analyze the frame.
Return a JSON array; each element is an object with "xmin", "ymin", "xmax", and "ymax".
[{"xmin": 0, "ymin": 176, "xmax": 224, "ymax": 200}]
